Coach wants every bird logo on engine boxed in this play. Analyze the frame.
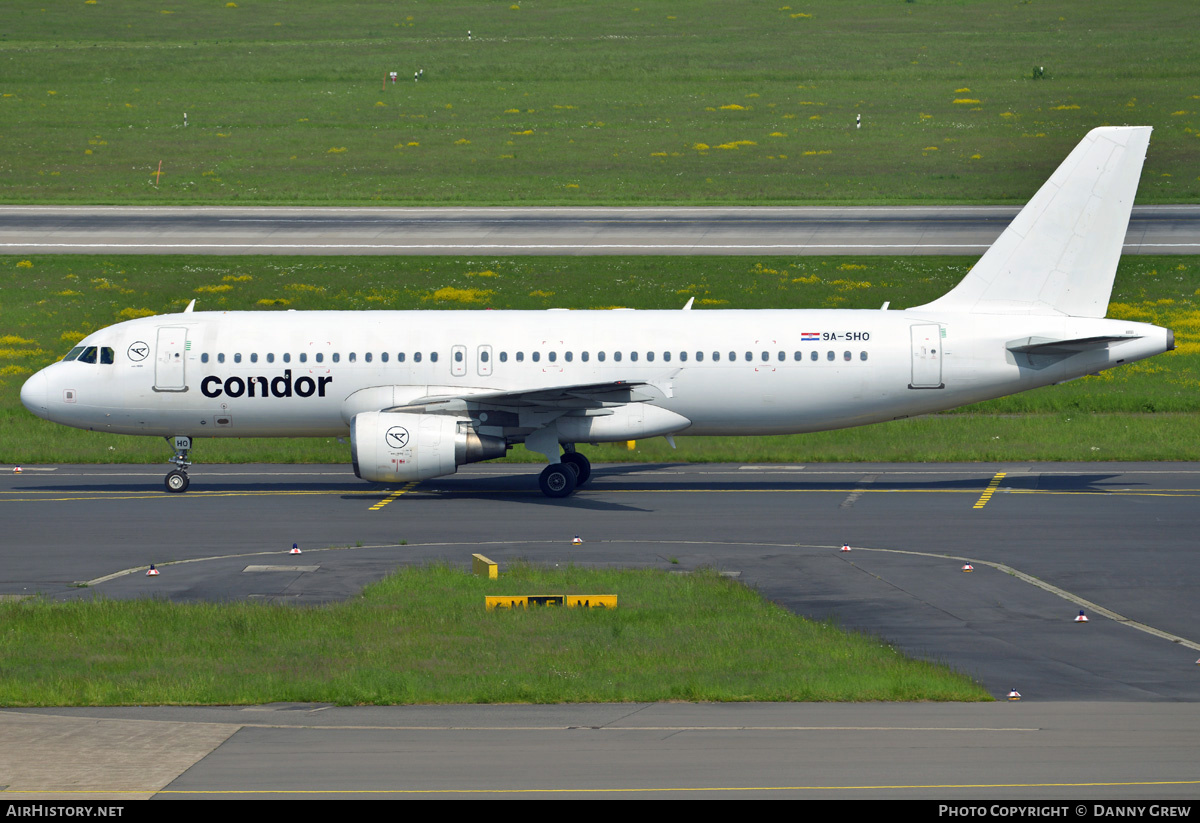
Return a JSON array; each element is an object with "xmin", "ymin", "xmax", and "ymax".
[{"xmin": 385, "ymin": 426, "xmax": 410, "ymax": 449}]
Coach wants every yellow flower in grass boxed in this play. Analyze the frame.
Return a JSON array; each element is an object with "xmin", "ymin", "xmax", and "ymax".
[
  {"xmin": 117, "ymin": 308, "xmax": 156, "ymax": 319},
  {"xmin": 424, "ymin": 287, "xmax": 493, "ymax": 303}
]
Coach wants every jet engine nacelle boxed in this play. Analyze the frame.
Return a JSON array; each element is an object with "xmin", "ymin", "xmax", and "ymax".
[{"xmin": 351, "ymin": 411, "xmax": 507, "ymax": 483}]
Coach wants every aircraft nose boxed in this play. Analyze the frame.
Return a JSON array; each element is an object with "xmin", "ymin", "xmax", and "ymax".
[{"xmin": 20, "ymin": 370, "xmax": 49, "ymax": 418}]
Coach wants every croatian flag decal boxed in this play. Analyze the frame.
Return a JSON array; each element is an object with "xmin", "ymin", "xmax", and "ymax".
[{"xmin": 801, "ymin": 332, "xmax": 820, "ymax": 341}]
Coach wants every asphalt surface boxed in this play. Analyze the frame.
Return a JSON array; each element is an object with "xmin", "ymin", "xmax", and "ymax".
[
  {"xmin": 4, "ymin": 461, "xmax": 1200, "ymax": 799},
  {"xmin": 5, "ymin": 702, "xmax": 1200, "ymax": 800},
  {"xmin": 2, "ymin": 205, "xmax": 1198, "ymax": 255}
]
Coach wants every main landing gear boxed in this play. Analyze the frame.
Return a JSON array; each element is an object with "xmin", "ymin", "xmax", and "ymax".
[
  {"xmin": 164, "ymin": 435, "xmax": 192, "ymax": 493},
  {"xmin": 538, "ymin": 447, "xmax": 591, "ymax": 499}
]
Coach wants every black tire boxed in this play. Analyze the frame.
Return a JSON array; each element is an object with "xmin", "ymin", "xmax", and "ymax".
[
  {"xmin": 165, "ymin": 470, "xmax": 190, "ymax": 493},
  {"xmin": 538, "ymin": 463, "xmax": 577, "ymax": 498},
  {"xmin": 560, "ymin": 452, "xmax": 591, "ymax": 485}
]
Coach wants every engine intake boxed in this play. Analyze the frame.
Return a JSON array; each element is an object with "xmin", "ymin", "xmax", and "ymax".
[{"xmin": 351, "ymin": 411, "xmax": 507, "ymax": 483}]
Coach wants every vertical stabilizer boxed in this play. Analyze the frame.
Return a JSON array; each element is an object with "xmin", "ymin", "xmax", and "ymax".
[{"xmin": 914, "ymin": 126, "xmax": 1151, "ymax": 318}]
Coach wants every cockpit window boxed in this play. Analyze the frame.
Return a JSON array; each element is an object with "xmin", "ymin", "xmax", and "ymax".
[
  {"xmin": 62, "ymin": 347, "xmax": 84, "ymax": 362},
  {"xmin": 78, "ymin": 346, "xmax": 98, "ymax": 364},
  {"xmin": 100, "ymin": 347, "xmax": 114, "ymax": 365}
]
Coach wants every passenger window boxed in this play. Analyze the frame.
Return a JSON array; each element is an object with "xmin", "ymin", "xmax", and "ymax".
[
  {"xmin": 631, "ymin": 352, "xmax": 639, "ymax": 362},
  {"xmin": 516, "ymin": 352, "xmax": 524, "ymax": 362},
  {"xmin": 549, "ymin": 352, "xmax": 557, "ymax": 362},
  {"xmin": 332, "ymin": 353, "xmax": 340, "ymax": 363},
  {"xmin": 315, "ymin": 353, "xmax": 324, "ymax": 363},
  {"xmin": 646, "ymin": 351, "xmax": 654, "ymax": 362},
  {"xmin": 745, "ymin": 352, "xmax": 752, "ymax": 362},
  {"xmin": 729, "ymin": 351, "xmax": 736, "ymax": 361},
  {"xmin": 250, "ymin": 353, "xmax": 258, "ymax": 363},
  {"xmin": 481, "ymin": 350, "xmax": 489, "ymax": 362},
  {"xmin": 827, "ymin": 351, "xmax": 835, "ymax": 361},
  {"xmin": 234, "ymin": 353, "xmax": 242, "ymax": 364},
  {"xmin": 761, "ymin": 352, "xmax": 769, "ymax": 362},
  {"xmin": 364, "ymin": 352, "xmax": 371, "ymax": 363},
  {"xmin": 100, "ymin": 347, "xmax": 115, "ymax": 365},
  {"xmin": 414, "ymin": 352, "xmax": 422, "ymax": 363},
  {"xmin": 299, "ymin": 353, "xmax": 307, "ymax": 363},
  {"xmin": 679, "ymin": 351, "xmax": 687, "ymax": 362},
  {"xmin": 696, "ymin": 352, "xmax": 704, "ymax": 362},
  {"xmin": 598, "ymin": 351, "xmax": 606, "ymax": 362},
  {"xmin": 499, "ymin": 352, "xmax": 508, "ymax": 363},
  {"xmin": 860, "ymin": 351, "xmax": 868, "ymax": 361},
  {"xmin": 201, "ymin": 353, "xmax": 209, "ymax": 364},
  {"xmin": 614, "ymin": 351, "xmax": 622, "ymax": 362},
  {"xmin": 810, "ymin": 351, "xmax": 818, "ymax": 361},
  {"xmin": 663, "ymin": 351, "xmax": 671, "ymax": 362},
  {"xmin": 581, "ymin": 351, "xmax": 589, "ymax": 362},
  {"xmin": 218, "ymin": 353, "xmax": 226, "ymax": 364},
  {"xmin": 454, "ymin": 350, "xmax": 464, "ymax": 362},
  {"xmin": 844, "ymin": 351, "xmax": 851, "ymax": 361},
  {"xmin": 266, "ymin": 353, "xmax": 274, "ymax": 364},
  {"xmin": 778, "ymin": 351, "xmax": 785, "ymax": 362},
  {"xmin": 283, "ymin": 353, "xmax": 291, "ymax": 363},
  {"xmin": 397, "ymin": 352, "xmax": 405, "ymax": 362},
  {"xmin": 430, "ymin": 352, "xmax": 438, "ymax": 363},
  {"xmin": 349, "ymin": 352, "xmax": 356, "ymax": 363},
  {"xmin": 794, "ymin": 352, "xmax": 802, "ymax": 361},
  {"xmin": 63, "ymin": 347, "xmax": 84, "ymax": 362},
  {"xmin": 532, "ymin": 352, "xmax": 541, "ymax": 363},
  {"xmin": 381, "ymin": 352, "xmax": 388, "ymax": 363},
  {"xmin": 565, "ymin": 351, "xmax": 573, "ymax": 362}
]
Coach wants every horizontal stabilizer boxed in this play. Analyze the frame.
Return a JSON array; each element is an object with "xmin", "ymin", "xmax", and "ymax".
[
  {"xmin": 915, "ymin": 126, "xmax": 1151, "ymax": 318},
  {"xmin": 1006, "ymin": 334, "xmax": 1142, "ymax": 355}
]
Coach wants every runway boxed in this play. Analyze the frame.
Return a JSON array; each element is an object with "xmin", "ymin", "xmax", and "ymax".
[
  {"xmin": 4, "ymin": 461, "xmax": 1200, "ymax": 799},
  {"xmin": 2, "ymin": 205, "xmax": 1199, "ymax": 255}
]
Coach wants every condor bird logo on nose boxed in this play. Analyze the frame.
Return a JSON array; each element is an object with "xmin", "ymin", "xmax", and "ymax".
[
  {"xmin": 385, "ymin": 426, "xmax": 410, "ymax": 449},
  {"xmin": 127, "ymin": 341, "xmax": 149, "ymax": 362}
]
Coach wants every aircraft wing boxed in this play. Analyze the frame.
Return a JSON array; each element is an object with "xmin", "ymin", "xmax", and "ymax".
[{"xmin": 384, "ymin": 379, "xmax": 661, "ymax": 414}]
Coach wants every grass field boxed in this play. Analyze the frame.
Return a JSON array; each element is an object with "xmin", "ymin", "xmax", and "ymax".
[
  {"xmin": 0, "ymin": 564, "xmax": 990, "ymax": 705},
  {"xmin": 3, "ymin": 253, "xmax": 1198, "ymax": 464},
  {"xmin": 2, "ymin": 0, "xmax": 1198, "ymax": 205}
]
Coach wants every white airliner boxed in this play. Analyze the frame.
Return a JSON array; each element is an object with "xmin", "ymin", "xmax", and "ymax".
[{"xmin": 20, "ymin": 127, "xmax": 1173, "ymax": 497}]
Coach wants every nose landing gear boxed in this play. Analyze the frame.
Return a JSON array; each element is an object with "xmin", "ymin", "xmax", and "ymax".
[{"xmin": 164, "ymin": 435, "xmax": 192, "ymax": 493}]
